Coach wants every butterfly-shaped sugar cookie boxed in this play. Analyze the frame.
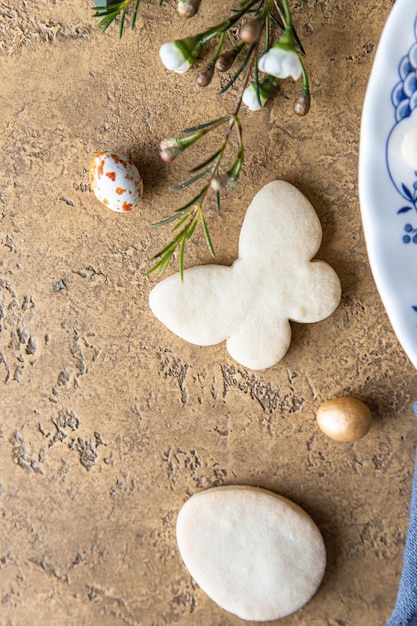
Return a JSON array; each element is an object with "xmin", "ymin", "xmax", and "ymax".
[{"xmin": 149, "ymin": 180, "xmax": 342, "ymax": 370}]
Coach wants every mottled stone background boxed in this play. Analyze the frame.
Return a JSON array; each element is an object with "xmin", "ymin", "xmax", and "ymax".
[{"xmin": 1, "ymin": 1, "xmax": 417, "ymax": 625}]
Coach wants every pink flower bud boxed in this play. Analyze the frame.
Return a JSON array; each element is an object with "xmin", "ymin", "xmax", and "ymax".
[
  {"xmin": 210, "ymin": 173, "xmax": 231, "ymax": 192},
  {"xmin": 159, "ymin": 139, "xmax": 182, "ymax": 163},
  {"xmin": 294, "ymin": 92, "xmax": 311, "ymax": 116},
  {"xmin": 178, "ymin": 0, "xmax": 201, "ymax": 18}
]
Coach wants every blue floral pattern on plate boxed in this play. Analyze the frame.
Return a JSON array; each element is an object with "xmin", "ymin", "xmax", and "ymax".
[
  {"xmin": 387, "ymin": 16, "xmax": 417, "ymax": 247},
  {"xmin": 360, "ymin": 0, "xmax": 417, "ymax": 368}
]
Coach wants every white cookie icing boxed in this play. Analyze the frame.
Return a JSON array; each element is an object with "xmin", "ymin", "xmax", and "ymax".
[
  {"xmin": 176, "ymin": 486, "xmax": 326, "ymax": 621},
  {"xmin": 149, "ymin": 180, "xmax": 341, "ymax": 370}
]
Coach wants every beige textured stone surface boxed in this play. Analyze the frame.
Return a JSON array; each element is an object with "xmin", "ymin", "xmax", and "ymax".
[{"xmin": 1, "ymin": 1, "xmax": 417, "ymax": 625}]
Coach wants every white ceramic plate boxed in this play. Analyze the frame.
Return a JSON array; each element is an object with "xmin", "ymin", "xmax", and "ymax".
[{"xmin": 359, "ymin": 0, "xmax": 417, "ymax": 370}]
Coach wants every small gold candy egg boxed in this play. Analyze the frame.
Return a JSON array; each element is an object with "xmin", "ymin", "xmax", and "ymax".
[
  {"xmin": 89, "ymin": 151, "xmax": 143, "ymax": 212},
  {"xmin": 316, "ymin": 397, "xmax": 372, "ymax": 442}
]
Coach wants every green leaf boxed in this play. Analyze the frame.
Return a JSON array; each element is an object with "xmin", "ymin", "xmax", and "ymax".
[
  {"xmin": 119, "ymin": 7, "xmax": 127, "ymax": 37},
  {"xmin": 92, "ymin": 0, "xmax": 138, "ymax": 36},
  {"xmin": 185, "ymin": 217, "xmax": 198, "ymax": 240},
  {"xmin": 215, "ymin": 191, "xmax": 221, "ymax": 212},
  {"xmin": 152, "ymin": 191, "xmax": 203, "ymax": 227},
  {"xmin": 131, "ymin": 0, "xmax": 140, "ymax": 28},
  {"xmin": 269, "ymin": 12, "xmax": 284, "ymax": 32},
  {"xmin": 181, "ymin": 116, "xmax": 228, "ymax": 134},
  {"xmin": 219, "ymin": 44, "xmax": 255, "ymax": 94},
  {"xmin": 172, "ymin": 211, "xmax": 195, "ymax": 231},
  {"xmin": 200, "ymin": 213, "xmax": 215, "ymax": 256},
  {"xmin": 152, "ymin": 210, "xmax": 188, "ymax": 228},
  {"xmin": 219, "ymin": 61, "xmax": 245, "ymax": 94},
  {"xmin": 158, "ymin": 251, "xmax": 175, "ymax": 275},
  {"xmin": 172, "ymin": 167, "xmax": 212, "ymax": 190},
  {"xmin": 179, "ymin": 239, "xmax": 186, "ymax": 279},
  {"xmin": 148, "ymin": 237, "xmax": 177, "ymax": 262},
  {"xmin": 147, "ymin": 247, "xmax": 175, "ymax": 276},
  {"xmin": 254, "ymin": 59, "xmax": 262, "ymax": 109},
  {"xmin": 172, "ymin": 221, "xmax": 196, "ymax": 243},
  {"xmin": 95, "ymin": 12, "xmax": 119, "ymax": 32}
]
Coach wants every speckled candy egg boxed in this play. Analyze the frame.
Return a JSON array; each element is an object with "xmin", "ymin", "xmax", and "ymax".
[{"xmin": 89, "ymin": 151, "xmax": 143, "ymax": 212}]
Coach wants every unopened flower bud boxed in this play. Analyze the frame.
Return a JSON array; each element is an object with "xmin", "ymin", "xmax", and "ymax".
[
  {"xmin": 210, "ymin": 173, "xmax": 231, "ymax": 192},
  {"xmin": 294, "ymin": 91, "xmax": 311, "ymax": 116},
  {"xmin": 196, "ymin": 65, "xmax": 214, "ymax": 87},
  {"xmin": 177, "ymin": 0, "xmax": 201, "ymax": 18},
  {"xmin": 159, "ymin": 138, "xmax": 179, "ymax": 151},
  {"xmin": 159, "ymin": 36, "xmax": 203, "ymax": 73},
  {"xmin": 159, "ymin": 138, "xmax": 182, "ymax": 163},
  {"xmin": 215, "ymin": 51, "xmax": 236, "ymax": 72},
  {"xmin": 240, "ymin": 18, "xmax": 263, "ymax": 44}
]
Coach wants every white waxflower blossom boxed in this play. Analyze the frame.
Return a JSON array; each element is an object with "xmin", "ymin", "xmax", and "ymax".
[
  {"xmin": 159, "ymin": 37, "xmax": 202, "ymax": 74},
  {"xmin": 258, "ymin": 45, "xmax": 302, "ymax": 80},
  {"xmin": 159, "ymin": 42, "xmax": 191, "ymax": 73},
  {"xmin": 242, "ymin": 83, "xmax": 269, "ymax": 111}
]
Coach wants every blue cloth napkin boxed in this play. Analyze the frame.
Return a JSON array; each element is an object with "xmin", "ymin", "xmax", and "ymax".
[{"xmin": 386, "ymin": 402, "xmax": 417, "ymax": 626}]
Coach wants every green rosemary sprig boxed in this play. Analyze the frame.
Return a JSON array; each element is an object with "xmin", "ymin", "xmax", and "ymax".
[
  {"xmin": 93, "ymin": 0, "xmax": 167, "ymax": 36},
  {"xmin": 149, "ymin": 0, "xmax": 309, "ymax": 276},
  {"xmin": 148, "ymin": 45, "xmax": 257, "ymax": 277},
  {"xmin": 92, "ymin": 0, "xmax": 310, "ymax": 275},
  {"xmin": 92, "ymin": 0, "xmax": 203, "ymax": 36},
  {"xmin": 148, "ymin": 116, "xmax": 245, "ymax": 278},
  {"xmin": 92, "ymin": 0, "xmax": 142, "ymax": 37}
]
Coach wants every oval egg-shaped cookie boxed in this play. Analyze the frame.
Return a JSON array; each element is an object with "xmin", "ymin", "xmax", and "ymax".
[{"xmin": 176, "ymin": 485, "xmax": 326, "ymax": 621}]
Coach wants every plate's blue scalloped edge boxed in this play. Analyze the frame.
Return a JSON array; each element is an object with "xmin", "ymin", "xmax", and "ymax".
[{"xmin": 386, "ymin": 14, "xmax": 417, "ymax": 244}]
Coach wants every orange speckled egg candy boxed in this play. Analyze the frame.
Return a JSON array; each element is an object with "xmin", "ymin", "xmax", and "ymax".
[{"xmin": 89, "ymin": 151, "xmax": 143, "ymax": 212}]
